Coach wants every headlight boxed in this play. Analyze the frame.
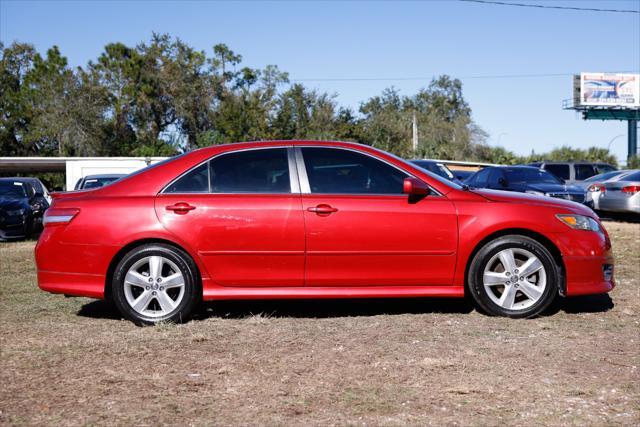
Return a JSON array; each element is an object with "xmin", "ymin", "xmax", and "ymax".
[
  {"xmin": 556, "ymin": 214, "xmax": 601, "ymax": 232},
  {"xmin": 525, "ymin": 190, "xmax": 545, "ymax": 196}
]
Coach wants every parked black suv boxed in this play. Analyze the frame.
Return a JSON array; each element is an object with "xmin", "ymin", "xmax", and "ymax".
[
  {"xmin": 465, "ymin": 166, "xmax": 586, "ymax": 204},
  {"xmin": 0, "ymin": 178, "xmax": 49, "ymax": 240},
  {"xmin": 527, "ymin": 161, "xmax": 616, "ymax": 183}
]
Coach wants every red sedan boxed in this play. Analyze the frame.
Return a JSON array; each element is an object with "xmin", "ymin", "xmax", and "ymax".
[{"xmin": 36, "ymin": 141, "xmax": 614, "ymax": 324}]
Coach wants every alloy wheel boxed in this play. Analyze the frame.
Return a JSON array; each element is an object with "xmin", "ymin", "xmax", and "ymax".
[
  {"xmin": 123, "ymin": 255, "xmax": 186, "ymax": 318},
  {"xmin": 482, "ymin": 248, "xmax": 547, "ymax": 311}
]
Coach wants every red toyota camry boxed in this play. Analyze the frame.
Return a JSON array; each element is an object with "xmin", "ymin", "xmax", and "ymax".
[{"xmin": 36, "ymin": 141, "xmax": 614, "ymax": 325}]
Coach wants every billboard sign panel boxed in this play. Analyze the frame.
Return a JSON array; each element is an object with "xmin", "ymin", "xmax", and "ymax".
[{"xmin": 579, "ymin": 73, "xmax": 640, "ymax": 108}]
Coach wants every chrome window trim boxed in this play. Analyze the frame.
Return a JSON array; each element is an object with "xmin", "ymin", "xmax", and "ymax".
[
  {"xmin": 295, "ymin": 145, "xmax": 442, "ymax": 197},
  {"xmin": 160, "ymin": 145, "xmax": 297, "ymax": 195},
  {"xmin": 287, "ymin": 147, "xmax": 301, "ymax": 194}
]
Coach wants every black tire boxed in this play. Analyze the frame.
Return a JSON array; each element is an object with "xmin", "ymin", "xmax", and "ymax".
[
  {"xmin": 111, "ymin": 244, "xmax": 200, "ymax": 326},
  {"xmin": 467, "ymin": 235, "xmax": 559, "ymax": 318}
]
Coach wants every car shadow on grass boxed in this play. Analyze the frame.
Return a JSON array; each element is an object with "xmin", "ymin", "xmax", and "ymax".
[
  {"xmin": 77, "ymin": 297, "xmax": 476, "ymax": 321},
  {"xmin": 554, "ymin": 293, "xmax": 614, "ymax": 315},
  {"xmin": 77, "ymin": 293, "xmax": 614, "ymax": 322},
  {"xmin": 196, "ymin": 297, "xmax": 476, "ymax": 320}
]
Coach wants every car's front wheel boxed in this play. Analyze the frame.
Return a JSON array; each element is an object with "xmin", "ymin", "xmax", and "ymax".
[
  {"xmin": 468, "ymin": 235, "xmax": 559, "ymax": 318},
  {"xmin": 111, "ymin": 244, "xmax": 199, "ymax": 325}
]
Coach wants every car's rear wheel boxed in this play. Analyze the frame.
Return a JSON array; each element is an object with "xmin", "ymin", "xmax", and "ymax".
[
  {"xmin": 112, "ymin": 244, "xmax": 199, "ymax": 325},
  {"xmin": 468, "ymin": 235, "xmax": 558, "ymax": 318}
]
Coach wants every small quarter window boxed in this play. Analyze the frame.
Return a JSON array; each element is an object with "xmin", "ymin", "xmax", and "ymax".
[{"xmin": 165, "ymin": 163, "xmax": 210, "ymax": 193}]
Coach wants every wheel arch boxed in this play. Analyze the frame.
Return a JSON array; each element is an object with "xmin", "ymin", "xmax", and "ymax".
[
  {"xmin": 104, "ymin": 238, "xmax": 203, "ymax": 301},
  {"xmin": 464, "ymin": 228, "xmax": 566, "ymax": 296}
]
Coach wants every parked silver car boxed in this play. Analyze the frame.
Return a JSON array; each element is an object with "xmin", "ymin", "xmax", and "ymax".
[
  {"xmin": 581, "ymin": 170, "xmax": 633, "ymax": 210},
  {"xmin": 597, "ymin": 170, "xmax": 640, "ymax": 215}
]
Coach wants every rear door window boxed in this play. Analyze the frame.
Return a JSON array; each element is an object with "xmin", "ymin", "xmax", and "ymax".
[
  {"xmin": 210, "ymin": 148, "xmax": 291, "ymax": 193},
  {"xmin": 544, "ymin": 164, "xmax": 570, "ymax": 181},
  {"xmin": 575, "ymin": 164, "xmax": 597, "ymax": 181}
]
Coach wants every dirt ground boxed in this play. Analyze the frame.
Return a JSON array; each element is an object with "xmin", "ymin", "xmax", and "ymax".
[{"xmin": 1, "ymin": 221, "xmax": 639, "ymax": 426}]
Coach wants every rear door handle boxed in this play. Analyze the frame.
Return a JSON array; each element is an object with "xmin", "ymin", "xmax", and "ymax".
[
  {"xmin": 166, "ymin": 202, "xmax": 196, "ymax": 215},
  {"xmin": 307, "ymin": 204, "xmax": 338, "ymax": 215}
]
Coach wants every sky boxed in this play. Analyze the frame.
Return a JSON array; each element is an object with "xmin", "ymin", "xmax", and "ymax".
[{"xmin": 1, "ymin": 0, "xmax": 639, "ymax": 162}]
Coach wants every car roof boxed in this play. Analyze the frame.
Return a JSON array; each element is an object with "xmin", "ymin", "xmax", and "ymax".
[
  {"xmin": 530, "ymin": 161, "xmax": 613, "ymax": 165},
  {"xmin": 87, "ymin": 140, "xmax": 459, "ymax": 197},
  {"xmin": 490, "ymin": 165, "xmax": 541, "ymax": 170},
  {"xmin": 0, "ymin": 177, "xmax": 38, "ymax": 182}
]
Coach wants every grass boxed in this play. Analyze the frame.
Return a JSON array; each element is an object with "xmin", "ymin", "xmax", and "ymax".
[{"xmin": 0, "ymin": 221, "xmax": 639, "ymax": 426}]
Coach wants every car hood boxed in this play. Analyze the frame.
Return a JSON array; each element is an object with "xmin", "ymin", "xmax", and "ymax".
[
  {"xmin": 472, "ymin": 189, "xmax": 593, "ymax": 215},
  {"xmin": 522, "ymin": 183, "xmax": 583, "ymax": 193},
  {"xmin": 0, "ymin": 197, "xmax": 28, "ymax": 211}
]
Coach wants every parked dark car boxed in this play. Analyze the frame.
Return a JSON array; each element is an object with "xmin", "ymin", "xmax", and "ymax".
[
  {"xmin": 465, "ymin": 166, "xmax": 586, "ymax": 204},
  {"xmin": 74, "ymin": 174, "xmax": 126, "ymax": 190},
  {"xmin": 410, "ymin": 160, "xmax": 465, "ymax": 184},
  {"xmin": 0, "ymin": 178, "xmax": 49, "ymax": 240},
  {"xmin": 528, "ymin": 161, "xmax": 616, "ymax": 183},
  {"xmin": 17, "ymin": 177, "xmax": 52, "ymax": 206}
]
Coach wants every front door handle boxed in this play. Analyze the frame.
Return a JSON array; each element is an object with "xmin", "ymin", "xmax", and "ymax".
[
  {"xmin": 166, "ymin": 202, "xmax": 196, "ymax": 215},
  {"xmin": 307, "ymin": 204, "xmax": 338, "ymax": 215}
]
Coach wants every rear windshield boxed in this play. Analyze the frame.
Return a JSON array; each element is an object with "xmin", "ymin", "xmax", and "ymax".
[
  {"xmin": 583, "ymin": 171, "xmax": 622, "ymax": 183},
  {"xmin": 623, "ymin": 171, "xmax": 640, "ymax": 181}
]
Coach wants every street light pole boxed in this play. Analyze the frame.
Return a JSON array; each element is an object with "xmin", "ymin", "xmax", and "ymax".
[{"xmin": 606, "ymin": 134, "xmax": 624, "ymax": 151}]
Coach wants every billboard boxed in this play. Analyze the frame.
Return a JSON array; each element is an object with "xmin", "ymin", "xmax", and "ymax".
[{"xmin": 578, "ymin": 73, "xmax": 640, "ymax": 108}]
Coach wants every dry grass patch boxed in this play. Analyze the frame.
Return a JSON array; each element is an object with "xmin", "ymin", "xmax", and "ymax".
[{"xmin": 1, "ymin": 221, "xmax": 639, "ymax": 426}]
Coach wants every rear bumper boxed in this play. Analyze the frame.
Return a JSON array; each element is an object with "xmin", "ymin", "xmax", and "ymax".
[
  {"xmin": 38, "ymin": 270, "xmax": 105, "ymax": 298},
  {"xmin": 598, "ymin": 196, "xmax": 640, "ymax": 214},
  {"xmin": 35, "ymin": 227, "xmax": 119, "ymax": 299}
]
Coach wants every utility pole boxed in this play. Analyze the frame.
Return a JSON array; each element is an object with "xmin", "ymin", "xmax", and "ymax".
[
  {"xmin": 629, "ymin": 120, "xmax": 638, "ymax": 162},
  {"xmin": 412, "ymin": 113, "xmax": 418, "ymax": 154}
]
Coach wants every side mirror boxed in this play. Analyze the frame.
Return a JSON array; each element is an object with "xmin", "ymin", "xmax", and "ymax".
[{"xmin": 403, "ymin": 177, "xmax": 430, "ymax": 196}]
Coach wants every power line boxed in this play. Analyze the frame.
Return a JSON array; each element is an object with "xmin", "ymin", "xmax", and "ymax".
[
  {"xmin": 459, "ymin": 0, "xmax": 640, "ymax": 14},
  {"xmin": 293, "ymin": 71, "xmax": 638, "ymax": 83}
]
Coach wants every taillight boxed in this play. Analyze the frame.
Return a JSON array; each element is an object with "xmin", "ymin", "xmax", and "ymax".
[
  {"xmin": 43, "ymin": 208, "xmax": 79, "ymax": 226},
  {"xmin": 588, "ymin": 184, "xmax": 605, "ymax": 193},
  {"xmin": 621, "ymin": 185, "xmax": 640, "ymax": 194}
]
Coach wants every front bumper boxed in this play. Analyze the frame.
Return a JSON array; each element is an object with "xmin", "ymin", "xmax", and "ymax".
[
  {"xmin": 552, "ymin": 227, "xmax": 615, "ymax": 296},
  {"xmin": 0, "ymin": 217, "xmax": 28, "ymax": 240}
]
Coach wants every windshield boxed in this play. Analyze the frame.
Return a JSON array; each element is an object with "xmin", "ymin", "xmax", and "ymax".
[
  {"xmin": 411, "ymin": 160, "xmax": 455, "ymax": 180},
  {"xmin": 0, "ymin": 181, "xmax": 27, "ymax": 198},
  {"xmin": 506, "ymin": 168, "xmax": 562, "ymax": 184},
  {"xmin": 376, "ymin": 149, "xmax": 462, "ymax": 190}
]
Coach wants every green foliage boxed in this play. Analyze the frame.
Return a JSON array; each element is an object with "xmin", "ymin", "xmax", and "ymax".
[
  {"xmin": 0, "ymin": 35, "xmax": 622, "ymax": 167},
  {"xmin": 626, "ymin": 155, "xmax": 640, "ymax": 169},
  {"xmin": 527, "ymin": 145, "xmax": 618, "ymax": 167}
]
